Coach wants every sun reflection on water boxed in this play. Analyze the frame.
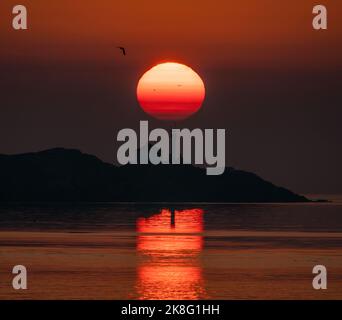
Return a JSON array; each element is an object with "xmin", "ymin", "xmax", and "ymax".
[{"xmin": 136, "ymin": 208, "xmax": 207, "ymax": 300}]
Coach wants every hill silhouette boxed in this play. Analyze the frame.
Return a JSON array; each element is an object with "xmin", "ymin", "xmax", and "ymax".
[{"xmin": 0, "ymin": 148, "xmax": 308, "ymax": 202}]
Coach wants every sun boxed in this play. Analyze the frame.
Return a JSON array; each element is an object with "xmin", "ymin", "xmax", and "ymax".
[{"xmin": 137, "ymin": 62, "xmax": 205, "ymax": 121}]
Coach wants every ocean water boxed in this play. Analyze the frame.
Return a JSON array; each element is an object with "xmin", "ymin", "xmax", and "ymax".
[{"xmin": 0, "ymin": 202, "xmax": 342, "ymax": 299}]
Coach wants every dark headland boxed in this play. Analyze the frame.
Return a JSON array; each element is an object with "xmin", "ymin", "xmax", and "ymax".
[{"xmin": 0, "ymin": 148, "xmax": 309, "ymax": 202}]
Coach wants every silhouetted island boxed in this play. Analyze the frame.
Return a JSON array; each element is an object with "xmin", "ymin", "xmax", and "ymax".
[{"xmin": 0, "ymin": 148, "xmax": 309, "ymax": 202}]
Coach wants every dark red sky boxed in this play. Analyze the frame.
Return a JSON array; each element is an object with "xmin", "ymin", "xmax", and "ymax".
[{"xmin": 0, "ymin": 0, "xmax": 341, "ymax": 194}]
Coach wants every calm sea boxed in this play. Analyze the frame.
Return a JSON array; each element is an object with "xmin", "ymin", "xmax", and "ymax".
[{"xmin": 0, "ymin": 201, "xmax": 342, "ymax": 299}]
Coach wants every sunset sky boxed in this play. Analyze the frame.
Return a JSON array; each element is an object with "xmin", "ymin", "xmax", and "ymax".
[{"xmin": 0, "ymin": 0, "xmax": 341, "ymax": 194}]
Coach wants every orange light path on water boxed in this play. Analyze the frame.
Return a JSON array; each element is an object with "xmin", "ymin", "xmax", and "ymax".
[
  {"xmin": 137, "ymin": 208, "xmax": 204, "ymax": 234},
  {"xmin": 136, "ymin": 208, "xmax": 207, "ymax": 300}
]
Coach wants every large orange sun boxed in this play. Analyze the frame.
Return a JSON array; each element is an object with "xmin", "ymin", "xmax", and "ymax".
[{"xmin": 137, "ymin": 62, "xmax": 205, "ymax": 121}]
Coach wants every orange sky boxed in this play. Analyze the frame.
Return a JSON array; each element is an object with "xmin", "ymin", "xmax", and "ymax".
[
  {"xmin": 0, "ymin": 1, "xmax": 342, "ymax": 194},
  {"xmin": 0, "ymin": 0, "xmax": 341, "ymax": 68}
]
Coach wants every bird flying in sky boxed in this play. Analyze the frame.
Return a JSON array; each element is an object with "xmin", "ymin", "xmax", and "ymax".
[{"xmin": 117, "ymin": 46, "xmax": 126, "ymax": 56}]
